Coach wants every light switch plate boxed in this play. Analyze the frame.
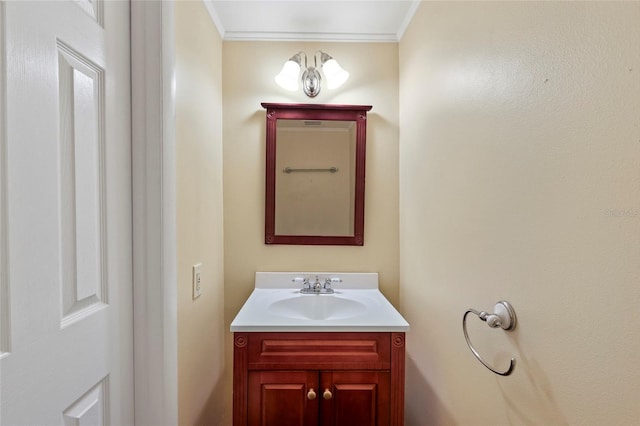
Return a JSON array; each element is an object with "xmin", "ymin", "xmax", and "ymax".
[{"xmin": 192, "ymin": 263, "xmax": 202, "ymax": 299}]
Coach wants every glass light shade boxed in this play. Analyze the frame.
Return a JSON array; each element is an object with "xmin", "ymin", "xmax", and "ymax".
[
  {"xmin": 275, "ymin": 60, "xmax": 301, "ymax": 91},
  {"xmin": 322, "ymin": 59, "xmax": 349, "ymax": 90}
]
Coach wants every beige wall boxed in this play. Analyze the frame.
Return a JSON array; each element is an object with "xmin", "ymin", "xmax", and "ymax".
[
  {"xmin": 399, "ymin": 2, "xmax": 640, "ymax": 425},
  {"xmin": 222, "ymin": 41, "xmax": 399, "ymax": 418},
  {"xmin": 175, "ymin": 2, "xmax": 225, "ymax": 425}
]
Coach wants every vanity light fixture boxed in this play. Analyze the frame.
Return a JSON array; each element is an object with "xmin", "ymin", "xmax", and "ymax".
[{"xmin": 275, "ymin": 51, "xmax": 349, "ymax": 98}]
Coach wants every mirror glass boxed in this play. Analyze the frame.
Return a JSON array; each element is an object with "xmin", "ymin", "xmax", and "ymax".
[
  {"xmin": 275, "ymin": 119, "xmax": 355, "ymax": 237},
  {"xmin": 262, "ymin": 103, "xmax": 372, "ymax": 245}
]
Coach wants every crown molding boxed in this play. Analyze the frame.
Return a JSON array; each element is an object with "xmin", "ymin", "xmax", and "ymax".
[{"xmin": 222, "ymin": 31, "xmax": 400, "ymax": 43}]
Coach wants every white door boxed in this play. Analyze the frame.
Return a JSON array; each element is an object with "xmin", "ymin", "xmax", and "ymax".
[{"xmin": 0, "ymin": 1, "xmax": 133, "ymax": 424}]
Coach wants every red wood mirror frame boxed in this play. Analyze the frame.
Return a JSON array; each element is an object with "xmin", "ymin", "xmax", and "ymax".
[{"xmin": 262, "ymin": 103, "xmax": 372, "ymax": 245}]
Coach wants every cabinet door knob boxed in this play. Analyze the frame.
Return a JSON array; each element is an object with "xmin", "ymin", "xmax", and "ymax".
[
  {"xmin": 307, "ymin": 388, "xmax": 317, "ymax": 400},
  {"xmin": 323, "ymin": 389, "xmax": 333, "ymax": 400}
]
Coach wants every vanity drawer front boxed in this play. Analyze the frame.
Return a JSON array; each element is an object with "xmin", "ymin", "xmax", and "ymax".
[{"xmin": 245, "ymin": 332, "xmax": 391, "ymax": 370}]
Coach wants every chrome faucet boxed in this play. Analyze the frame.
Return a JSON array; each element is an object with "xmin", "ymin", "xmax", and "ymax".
[
  {"xmin": 313, "ymin": 276, "xmax": 322, "ymax": 291},
  {"xmin": 300, "ymin": 276, "xmax": 336, "ymax": 294}
]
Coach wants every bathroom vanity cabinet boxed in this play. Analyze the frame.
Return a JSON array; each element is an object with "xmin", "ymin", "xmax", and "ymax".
[
  {"xmin": 230, "ymin": 272, "xmax": 410, "ymax": 425},
  {"xmin": 233, "ymin": 331, "xmax": 405, "ymax": 426}
]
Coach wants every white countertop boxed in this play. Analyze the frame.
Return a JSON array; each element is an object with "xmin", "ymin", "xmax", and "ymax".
[{"xmin": 230, "ymin": 272, "xmax": 410, "ymax": 332}]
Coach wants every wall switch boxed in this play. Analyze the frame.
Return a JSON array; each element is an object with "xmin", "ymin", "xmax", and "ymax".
[{"xmin": 192, "ymin": 263, "xmax": 202, "ymax": 299}]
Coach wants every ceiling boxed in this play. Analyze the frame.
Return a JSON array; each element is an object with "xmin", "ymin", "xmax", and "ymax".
[{"xmin": 204, "ymin": 1, "xmax": 421, "ymax": 42}]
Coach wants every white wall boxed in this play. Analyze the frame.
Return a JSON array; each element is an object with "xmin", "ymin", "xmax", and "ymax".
[
  {"xmin": 175, "ymin": 2, "xmax": 225, "ymax": 424},
  {"xmin": 399, "ymin": 2, "xmax": 640, "ymax": 425}
]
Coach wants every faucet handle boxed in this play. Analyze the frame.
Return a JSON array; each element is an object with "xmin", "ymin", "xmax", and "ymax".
[
  {"xmin": 324, "ymin": 277, "xmax": 341, "ymax": 290},
  {"xmin": 293, "ymin": 277, "xmax": 311, "ymax": 289}
]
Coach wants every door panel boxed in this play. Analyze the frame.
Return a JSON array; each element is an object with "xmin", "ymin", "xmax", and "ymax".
[
  {"xmin": 321, "ymin": 371, "xmax": 391, "ymax": 426},
  {"xmin": 0, "ymin": 0, "xmax": 9, "ymax": 358},
  {"xmin": 0, "ymin": 1, "xmax": 132, "ymax": 424},
  {"xmin": 248, "ymin": 371, "xmax": 318, "ymax": 426},
  {"xmin": 62, "ymin": 378, "xmax": 108, "ymax": 426},
  {"xmin": 57, "ymin": 38, "xmax": 107, "ymax": 327}
]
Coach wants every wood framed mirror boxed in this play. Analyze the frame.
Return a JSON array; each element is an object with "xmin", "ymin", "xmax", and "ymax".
[{"xmin": 262, "ymin": 103, "xmax": 372, "ymax": 245}]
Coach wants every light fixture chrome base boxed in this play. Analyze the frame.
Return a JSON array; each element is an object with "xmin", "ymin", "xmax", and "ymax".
[{"xmin": 302, "ymin": 67, "xmax": 321, "ymax": 97}]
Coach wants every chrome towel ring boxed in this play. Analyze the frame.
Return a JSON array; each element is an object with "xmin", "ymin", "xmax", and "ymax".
[{"xmin": 463, "ymin": 301, "xmax": 517, "ymax": 376}]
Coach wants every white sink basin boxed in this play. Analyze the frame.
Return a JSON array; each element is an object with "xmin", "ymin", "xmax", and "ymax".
[
  {"xmin": 230, "ymin": 272, "xmax": 410, "ymax": 332},
  {"xmin": 268, "ymin": 295, "xmax": 368, "ymax": 320}
]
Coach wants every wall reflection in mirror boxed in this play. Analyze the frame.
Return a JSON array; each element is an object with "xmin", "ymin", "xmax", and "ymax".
[
  {"xmin": 262, "ymin": 103, "xmax": 372, "ymax": 245},
  {"xmin": 275, "ymin": 119, "xmax": 356, "ymax": 236}
]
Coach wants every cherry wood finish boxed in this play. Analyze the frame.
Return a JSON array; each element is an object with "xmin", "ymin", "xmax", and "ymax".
[
  {"xmin": 233, "ymin": 332, "xmax": 405, "ymax": 426},
  {"xmin": 261, "ymin": 103, "xmax": 372, "ymax": 246},
  {"xmin": 320, "ymin": 371, "xmax": 390, "ymax": 426},
  {"xmin": 246, "ymin": 332, "xmax": 391, "ymax": 370},
  {"xmin": 390, "ymin": 333, "xmax": 406, "ymax": 425},
  {"xmin": 248, "ymin": 371, "xmax": 318, "ymax": 426}
]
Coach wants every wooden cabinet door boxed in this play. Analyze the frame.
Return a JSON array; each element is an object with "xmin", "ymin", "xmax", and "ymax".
[
  {"xmin": 248, "ymin": 371, "xmax": 319, "ymax": 426},
  {"xmin": 320, "ymin": 371, "xmax": 391, "ymax": 426}
]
